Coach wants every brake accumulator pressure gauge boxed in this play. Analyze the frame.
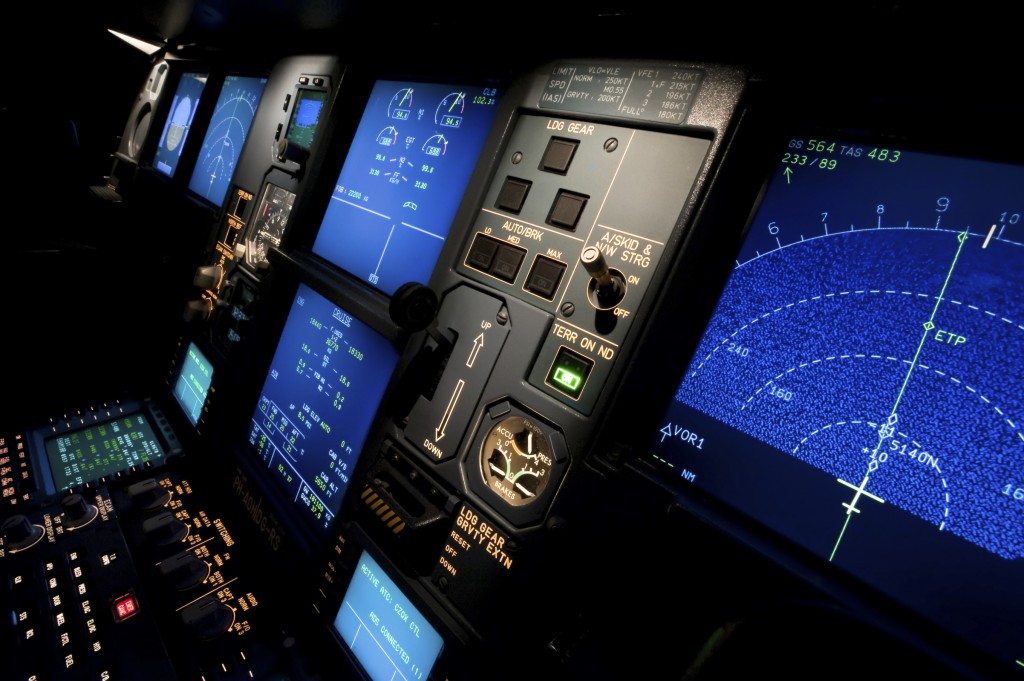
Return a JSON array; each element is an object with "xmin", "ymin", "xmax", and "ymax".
[
  {"xmin": 470, "ymin": 403, "xmax": 569, "ymax": 526},
  {"xmin": 482, "ymin": 416, "xmax": 553, "ymax": 505}
]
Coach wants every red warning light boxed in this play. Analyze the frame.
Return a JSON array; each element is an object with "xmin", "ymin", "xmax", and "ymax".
[{"xmin": 111, "ymin": 592, "xmax": 140, "ymax": 622}]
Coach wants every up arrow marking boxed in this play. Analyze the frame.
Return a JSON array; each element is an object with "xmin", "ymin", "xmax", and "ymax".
[{"xmin": 467, "ymin": 333, "xmax": 484, "ymax": 368}]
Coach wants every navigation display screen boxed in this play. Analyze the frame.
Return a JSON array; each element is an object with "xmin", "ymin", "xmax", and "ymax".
[
  {"xmin": 188, "ymin": 74, "xmax": 268, "ymax": 206},
  {"xmin": 45, "ymin": 414, "xmax": 166, "ymax": 491},
  {"xmin": 312, "ymin": 79, "xmax": 501, "ymax": 295},
  {"xmin": 647, "ymin": 136, "xmax": 1024, "ymax": 669},
  {"xmin": 153, "ymin": 71, "xmax": 207, "ymax": 178},
  {"xmin": 247, "ymin": 283, "xmax": 400, "ymax": 533}
]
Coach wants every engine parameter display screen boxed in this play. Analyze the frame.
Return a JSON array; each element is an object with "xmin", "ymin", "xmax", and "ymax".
[
  {"xmin": 648, "ymin": 135, "xmax": 1024, "ymax": 670},
  {"xmin": 312, "ymin": 79, "xmax": 500, "ymax": 295}
]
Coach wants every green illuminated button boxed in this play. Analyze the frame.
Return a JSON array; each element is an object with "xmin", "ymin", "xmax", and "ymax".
[{"xmin": 545, "ymin": 347, "xmax": 593, "ymax": 400}]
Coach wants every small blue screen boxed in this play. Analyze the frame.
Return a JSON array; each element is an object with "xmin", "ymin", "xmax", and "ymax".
[
  {"xmin": 286, "ymin": 89, "xmax": 326, "ymax": 149},
  {"xmin": 312, "ymin": 80, "xmax": 501, "ymax": 295},
  {"xmin": 173, "ymin": 341, "xmax": 213, "ymax": 427},
  {"xmin": 334, "ymin": 550, "xmax": 444, "ymax": 681},
  {"xmin": 153, "ymin": 71, "xmax": 207, "ymax": 177},
  {"xmin": 187, "ymin": 74, "xmax": 268, "ymax": 206},
  {"xmin": 247, "ymin": 283, "xmax": 400, "ymax": 532}
]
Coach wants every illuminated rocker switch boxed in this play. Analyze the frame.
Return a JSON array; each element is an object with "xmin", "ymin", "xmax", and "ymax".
[
  {"xmin": 539, "ymin": 136, "xmax": 579, "ymax": 174},
  {"xmin": 545, "ymin": 347, "xmax": 594, "ymax": 400},
  {"xmin": 495, "ymin": 176, "xmax": 531, "ymax": 214}
]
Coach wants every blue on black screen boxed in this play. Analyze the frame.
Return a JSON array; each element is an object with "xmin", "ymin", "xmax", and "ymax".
[
  {"xmin": 187, "ymin": 74, "xmax": 268, "ymax": 206},
  {"xmin": 649, "ymin": 137, "xmax": 1024, "ymax": 668},
  {"xmin": 153, "ymin": 71, "xmax": 207, "ymax": 177},
  {"xmin": 247, "ymin": 283, "xmax": 400, "ymax": 532},
  {"xmin": 312, "ymin": 80, "xmax": 501, "ymax": 295}
]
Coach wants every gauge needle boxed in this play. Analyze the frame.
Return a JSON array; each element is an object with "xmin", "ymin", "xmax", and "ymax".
[{"xmin": 515, "ymin": 481, "xmax": 535, "ymax": 497}]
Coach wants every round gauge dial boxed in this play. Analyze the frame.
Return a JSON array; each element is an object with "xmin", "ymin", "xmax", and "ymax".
[
  {"xmin": 434, "ymin": 91, "xmax": 465, "ymax": 126},
  {"xmin": 422, "ymin": 133, "xmax": 447, "ymax": 157},
  {"xmin": 376, "ymin": 126, "xmax": 399, "ymax": 147},
  {"xmin": 245, "ymin": 186, "xmax": 296, "ymax": 268},
  {"xmin": 388, "ymin": 87, "xmax": 413, "ymax": 120},
  {"xmin": 480, "ymin": 416, "xmax": 554, "ymax": 507}
]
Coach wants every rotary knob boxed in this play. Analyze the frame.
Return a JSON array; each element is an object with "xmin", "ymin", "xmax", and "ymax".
[
  {"xmin": 192, "ymin": 264, "xmax": 225, "ymax": 290},
  {"xmin": 142, "ymin": 511, "xmax": 189, "ymax": 546},
  {"xmin": 61, "ymin": 493, "xmax": 99, "ymax": 530},
  {"xmin": 159, "ymin": 550, "xmax": 211, "ymax": 590},
  {"xmin": 2, "ymin": 514, "xmax": 45, "ymax": 552},
  {"xmin": 181, "ymin": 595, "xmax": 235, "ymax": 640},
  {"xmin": 126, "ymin": 478, "xmax": 172, "ymax": 511}
]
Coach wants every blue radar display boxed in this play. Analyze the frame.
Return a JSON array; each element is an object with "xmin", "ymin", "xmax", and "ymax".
[
  {"xmin": 312, "ymin": 80, "xmax": 501, "ymax": 295},
  {"xmin": 188, "ymin": 74, "xmax": 268, "ymax": 206},
  {"xmin": 648, "ymin": 136, "xmax": 1024, "ymax": 669}
]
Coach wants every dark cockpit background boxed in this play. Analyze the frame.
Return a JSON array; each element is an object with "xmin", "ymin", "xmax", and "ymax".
[
  {"xmin": 1, "ymin": 3, "xmax": 1021, "ymax": 681},
  {"xmin": 5, "ymin": 1, "xmax": 1018, "ymax": 420}
]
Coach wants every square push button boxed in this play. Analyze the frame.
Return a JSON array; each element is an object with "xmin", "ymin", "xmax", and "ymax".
[
  {"xmin": 547, "ymin": 190, "xmax": 588, "ymax": 230},
  {"xmin": 495, "ymin": 176, "xmax": 532, "ymax": 214},
  {"xmin": 464, "ymin": 233, "xmax": 527, "ymax": 283},
  {"xmin": 491, "ymin": 243, "xmax": 527, "ymax": 282},
  {"xmin": 466, "ymin": 233, "xmax": 500, "ymax": 271},
  {"xmin": 545, "ymin": 347, "xmax": 594, "ymax": 400},
  {"xmin": 540, "ymin": 137, "xmax": 579, "ymax": 174},
  {"xmin": 524, "ymin": 256, "xmax": 566, "ymax": 300}
]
